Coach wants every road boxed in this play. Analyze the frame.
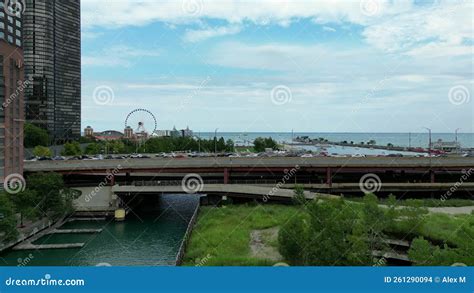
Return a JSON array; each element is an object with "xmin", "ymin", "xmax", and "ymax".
[{"xmin": 24, "ymin": 156, "xmax": 474, "ymax": 173}]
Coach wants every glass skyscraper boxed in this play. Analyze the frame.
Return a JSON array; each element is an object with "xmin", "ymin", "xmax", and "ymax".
[{"xmin": 23, "ymin": 0, "xmax": 81, "ymax": 142}]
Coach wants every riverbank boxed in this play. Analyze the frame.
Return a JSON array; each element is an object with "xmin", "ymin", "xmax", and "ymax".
[{"xmin": 183, "ymin": 200, "xmax": 474, "ymax": 266}]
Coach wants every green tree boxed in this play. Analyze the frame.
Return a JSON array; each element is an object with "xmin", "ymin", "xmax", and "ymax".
[
  {"xmin": 408, "ymin": 237, "xmax": 436, "ymax": 266},
  {"xmin": 278, "ymin": 215, "xmax": 307, "ymax": 265},
  {"xmin": 292, "ymin": 185, "xmax": 307, "ymax": 206},
  {"xmin": 84, "ymin": 143, "xmax": 102, "ymax": 155},
  {"xmin": 225, "ymin": 139, "xmax": 235, "ymax": 152},
  {"xmin": 8, "ymin": 190, "xmax": 38, "ymax": 227},
  {"xmin": 24, "ymin": 123, "xmax": 49, "ymax": 148},
  {"xmin": 304, "ymin": 199, "xmax": 358, "ymax": 265},
  {"xmin": 253, "ymin": 137, "xmax": 278, "ymax": 152},
  {"xmin": 61, "ymin": 141, "xmax": 82, "ymax": 156},
  {"xmin": 0, "ymin": 193, "xmax": 18, "ymax": 243},
  {"xmin": 33, "ymin": 145, "xmax": 52, "ymax": 157},
  {"xmin": 26, "ymin": 173, "xmax": 79, "ymax": 220}
]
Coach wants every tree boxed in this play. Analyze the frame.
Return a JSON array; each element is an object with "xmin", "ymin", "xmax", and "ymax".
[
  {"xmin": 0, "ymin": 193, "xmax": 18, "ymax": 243},
  {"xmin": 292, "ymin": 185, "xmax": 307, "ymax": 206},
  {"xmin": 253, "ymin": 137, "xmax": 278, "ymax": 152},
  {"xmin": 225, "ymin": 139, "xmax": 234, "ymax": 152},
  {"xmin": 278, "ymin": 215, "xmax": 307, "ymax": 265},
  {"xmin": 24, "ymin": 123, "xmax": 49, "ymax": 148},
  {"xmin": 26, "ymin": 173, "xmax": 79, "ymax": 220},
  {"xmin": 84, "ymin": 143, "xmax": 102, "ymax": 155},
  {"xmin": 367, "ymin": 140, "xmax": 377, "ymax": 145},
  {"xmin": 33, "ymin": 145, "xmax": 52, "ymax": 157},
  {"xmin": 408, "ymin": 237, "xmax": 435, "ymax": 266},
  {"xmin": 8, "ymin": 190, "xmax": 38, "ymax": 227},
  {"xmin": 61, "ymin": 141, "xmax": 82, "ymax": 156}
]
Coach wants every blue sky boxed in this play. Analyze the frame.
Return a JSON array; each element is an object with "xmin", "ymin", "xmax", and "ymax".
[{"xmin": 80, "ymin": 0, "xmax": 473, "ymax": 133}]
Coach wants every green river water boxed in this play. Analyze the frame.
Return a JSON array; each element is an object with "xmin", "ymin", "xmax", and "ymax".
[{"xmin": 0, "ymin": 194, "xmax": 199, "ymax": 266}]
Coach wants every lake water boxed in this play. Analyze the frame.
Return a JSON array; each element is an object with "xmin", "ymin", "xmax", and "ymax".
[{"xmin": 198, "ymin": 132, "xmax": 474, "ymax": 148}]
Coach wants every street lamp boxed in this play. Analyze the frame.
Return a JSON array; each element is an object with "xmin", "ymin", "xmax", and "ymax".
[
  {"xmin": 423, "ymin": 127, "xmax": 432, "ymax": 157},
  {"xmin": 214, "ymin": 128, "xmax": 219, "ymax": 157},
  {"xmin": 455, "ymin": 128, "xmax": 460, "ymax": 144}
]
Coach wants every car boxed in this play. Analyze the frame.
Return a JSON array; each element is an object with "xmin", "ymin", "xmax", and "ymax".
[
  {"xmin": 300, "ymin": 154, "xmax": 313, "ymax": 158},
  {"xmin": 38, "ymin": 156, "xmax": 52, "ymax": 161},
  {"xmin": 53, "ymin": 156, "xmax": 66, "ymax": 160}
]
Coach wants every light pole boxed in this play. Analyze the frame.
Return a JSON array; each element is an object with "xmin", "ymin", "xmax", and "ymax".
[
  {"xmin": 423, "ymin": 127, "xmax": 432, "ymax": 157},
  {"xmin": 455, "ymin": 128, "xmax": 461, "ymax": 153},
  {"xmin": 214, "ymin": 128, "xmax": 219, "ymax": 157}
]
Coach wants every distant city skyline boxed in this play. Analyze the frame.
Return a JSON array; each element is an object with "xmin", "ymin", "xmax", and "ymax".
[{"xmin": 81, "ymin": 0, "xmax": 473, "ymax": 133}]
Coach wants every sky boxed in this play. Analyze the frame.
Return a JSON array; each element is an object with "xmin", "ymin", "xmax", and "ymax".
[{"xmin": 80, "ymin": 0, "xmax": 473, "ymax": 133}]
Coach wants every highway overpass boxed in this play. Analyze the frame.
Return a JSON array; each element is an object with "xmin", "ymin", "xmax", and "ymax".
[{"xmin": 25, "ymin": 157, "xmax": 474, "ymax": 197}]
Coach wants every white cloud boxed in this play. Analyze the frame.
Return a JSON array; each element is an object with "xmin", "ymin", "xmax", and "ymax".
[
  {"xmin": 183, "ymin": 25, "xmax": 241, "ymax": 42},
  {"xmin": 82, "ymin": 45, "xmax": 161, "ymax": 67}
]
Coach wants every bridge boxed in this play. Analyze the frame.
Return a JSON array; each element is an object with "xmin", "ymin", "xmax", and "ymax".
[{"xmin": 25, "ymin": 157, "xmax": 474, "ymax": 196}]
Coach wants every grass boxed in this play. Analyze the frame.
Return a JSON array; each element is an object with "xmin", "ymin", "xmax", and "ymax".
[
  {"xmin": 182, "ymin": 203, "xmax": 300, "ymax": 266},
  {"xmin": 184, "ymin": 201, "xmax": 474, "ymax": 266},
  {"xmin": 345, "ymin": 197, "xmax": 474, "ymax": 207}
]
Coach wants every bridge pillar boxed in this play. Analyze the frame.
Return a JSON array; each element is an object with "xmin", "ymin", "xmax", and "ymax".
[
  {"xmin": 326, "ymin": 167, "xmax": 332, "ymax": 187},
  {"xmin": 224, "ymin": 168, "xmax": 229, "ymax": 184},
  {"xmin": 108, "ymin": 173, "xmax": 115, "ymax": 186},
  {"xmin": 430, "ymin": 170, "xmax": 435, "ymax": 183}
]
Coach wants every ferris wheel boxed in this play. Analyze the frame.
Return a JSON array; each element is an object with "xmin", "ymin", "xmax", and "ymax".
[{"xmin": 124, "ymin": 108, "xmax": 157, "ymax": 135}]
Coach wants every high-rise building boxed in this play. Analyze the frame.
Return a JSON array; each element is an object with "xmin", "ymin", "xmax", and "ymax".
[
  {"xmin": 23, "ymin": 0, "xmax": 81, "ymax": 142},
  {"xmin": 0, "ymin": 1, "xmax": 25, "ymax": 182}
]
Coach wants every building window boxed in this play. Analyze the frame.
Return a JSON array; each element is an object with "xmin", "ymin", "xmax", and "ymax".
[
  {"xmin": 15, "ymin": 29, "xmax": 20, "ymax": 37},
  {"xmin": 0, "ymin": 32, "xmax": 4, "ymax": 40},
  {"xmin": 15, "ymin": 20, "xmax": 21, "ymax": 28},
  {"xmin": 7, "ymin": 35, "xmax": 12, "ymax": 43},
  {"xmin": 7, "ymin": 25, "xmax": 12, "ymax": 33},
  {"xmin": 0, "ymin": 22, "xmax": 4, "ymax": 29},
  {"xmin": 15, "ymin": 38, "xmax": 21, "ymax": 47}
]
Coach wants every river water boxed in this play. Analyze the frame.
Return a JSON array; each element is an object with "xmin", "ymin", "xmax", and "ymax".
[{"xmin": 0, "ymin": 194, "xmax": 199, "ymax": 266}]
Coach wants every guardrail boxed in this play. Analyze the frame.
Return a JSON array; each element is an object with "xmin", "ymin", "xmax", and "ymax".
[{"xmin": 175, "ymin": 201, "xmax": 200, "ymax": 266}]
